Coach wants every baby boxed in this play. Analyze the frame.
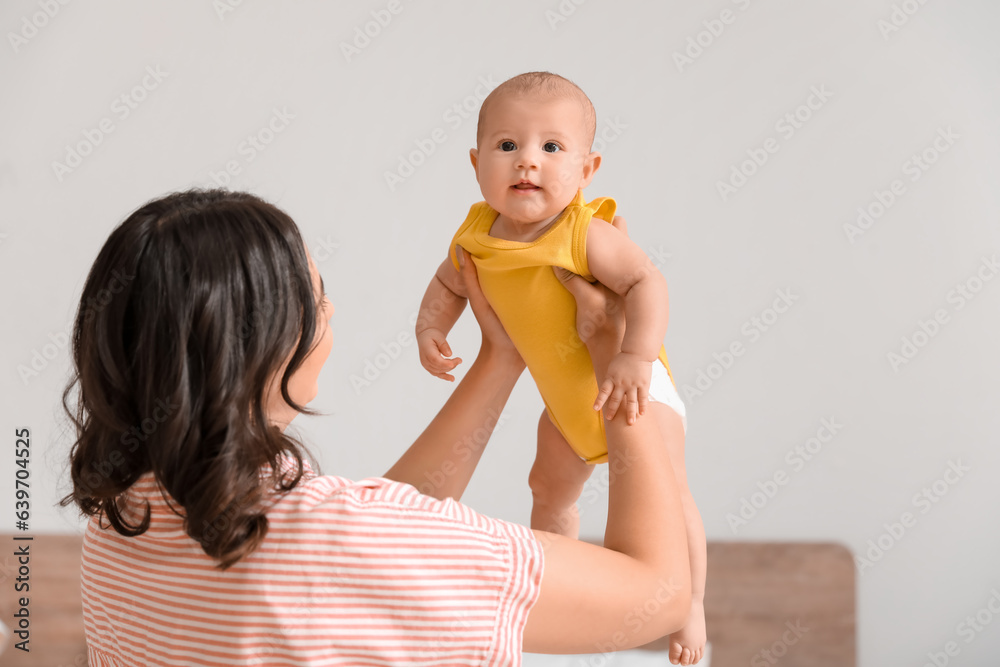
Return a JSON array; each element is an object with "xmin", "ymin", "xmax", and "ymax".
[{"xmin": 414, "ymin": 71, "xmax": 706, "ymax": 664}]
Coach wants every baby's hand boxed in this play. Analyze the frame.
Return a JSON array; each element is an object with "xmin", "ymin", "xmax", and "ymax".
[
  {"xmin": 417, "ymin": 328, "xmax": 463, "ymax": 382},
  {"xmin": 594, "ymin": 351, "xmax": 650, "ymax": 425}
]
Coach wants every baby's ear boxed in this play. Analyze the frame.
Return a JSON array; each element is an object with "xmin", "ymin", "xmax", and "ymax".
[
  {"xmin": 469, "ymin": 148, "xmax": 480, "ymax": 178},
  {"xmin": 580, "ymin": 151, "xmax": 602, "ymax": 188}
]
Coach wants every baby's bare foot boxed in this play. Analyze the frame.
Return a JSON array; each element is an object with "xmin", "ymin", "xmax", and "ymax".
[{"xmin": 668, "ymin": 600, "xmax": 706, "ymax": 665}]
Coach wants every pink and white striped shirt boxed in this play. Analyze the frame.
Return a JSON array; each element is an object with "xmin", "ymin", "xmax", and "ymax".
[{"xmin": 81, "ymin": 458, "xmax": 544, "ymax": 666}]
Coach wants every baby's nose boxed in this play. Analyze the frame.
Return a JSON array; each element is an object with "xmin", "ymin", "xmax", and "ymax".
[{"xmin": 515, "ymin": 149, "xmax": 540, "ymax": 169}]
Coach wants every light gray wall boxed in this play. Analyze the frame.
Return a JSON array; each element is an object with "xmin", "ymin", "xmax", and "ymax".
[{"xmin": 1, "ymin": 1, "xmax": 998, "ymax": 664}]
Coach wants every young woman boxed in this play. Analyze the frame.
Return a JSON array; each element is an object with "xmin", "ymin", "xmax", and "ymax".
[{"xmin": 61, "ymin": 189, "xmax": 692, "ymax": 666}]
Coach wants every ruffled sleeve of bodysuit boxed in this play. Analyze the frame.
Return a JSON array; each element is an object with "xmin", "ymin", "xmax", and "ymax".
[
  {"xmin": 449, "ymin": 201, "xmax": 493, "ymax": 271},
  {"xmin": 571, "ymin": 194, "xmax": 616, "ymax": 282}
]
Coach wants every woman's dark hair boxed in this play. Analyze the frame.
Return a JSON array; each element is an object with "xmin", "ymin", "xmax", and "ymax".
[{"xmin": 60, "ymin": 188, "xmax": 324, "ymax": 570}]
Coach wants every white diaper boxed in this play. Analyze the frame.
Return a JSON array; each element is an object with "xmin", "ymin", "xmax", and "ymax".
[{"xmin": 648, "ymin": 361, "xmax": 687, "ymax": 433}]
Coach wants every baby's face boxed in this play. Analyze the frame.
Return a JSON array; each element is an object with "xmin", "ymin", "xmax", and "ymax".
[{"xmin": 471, "ymin": 95, "xmax": 599, "ymax": 226}]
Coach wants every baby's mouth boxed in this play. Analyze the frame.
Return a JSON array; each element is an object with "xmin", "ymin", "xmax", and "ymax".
[{"xmin": 512, "ymin": 181, "xmax": 540, "ymax": 191}]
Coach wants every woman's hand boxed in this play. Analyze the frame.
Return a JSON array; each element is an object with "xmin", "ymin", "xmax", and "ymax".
[
  {"xmin": 383, "ymin": 248, "xmax": 524, "ymax": 500},
  {"xmin": 457, "ymin": 247, "xmax": 523, "ymax": 368}
]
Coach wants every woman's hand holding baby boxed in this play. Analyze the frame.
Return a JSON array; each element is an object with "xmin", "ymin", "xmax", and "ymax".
[
  {"xmin": 552, "ymin": 215, "xmax": 638, "ymax": 419},
  {"xmin": 554, "ymin": 214, "xmax": 650, "ymax": 425},
  {"xmin": 457, "ymin": 248, "xmax": 524, "ymax": 370},
  {"xmin": 389, "ymin": 249, "xmax": 523, "ymax": 502}
]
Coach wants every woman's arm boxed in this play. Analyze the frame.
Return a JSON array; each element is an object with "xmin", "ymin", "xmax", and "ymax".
[
  {"xmin": 522, "ymin": 219, "xmax": 693, "ymax": 653},
  {"xmin": 383, "ymin": 250, "xmax": 524, "ymax": 501}
]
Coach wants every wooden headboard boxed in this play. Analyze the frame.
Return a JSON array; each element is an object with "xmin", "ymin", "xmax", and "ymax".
[
  {"xmin": 0, "ymin": 536, "xmax": 855, "ymax": 666},
  {"xmin": 637, "ymin": 541, "xmax": 857, "ymax": 665}
]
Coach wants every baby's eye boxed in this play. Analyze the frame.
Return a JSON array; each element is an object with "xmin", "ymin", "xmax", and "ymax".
[
  {"xmin": 543, "ymin": 142, "xmax": 561, "ymax": 153},
  {"xmin": 500, "ymin": 140, "xmax": 516, "ymax": 151}
]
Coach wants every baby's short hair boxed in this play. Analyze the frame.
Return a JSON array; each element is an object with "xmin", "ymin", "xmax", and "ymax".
[{"xmin": 476, "ymin": 71, "xmax": 597, "ymax": 150}]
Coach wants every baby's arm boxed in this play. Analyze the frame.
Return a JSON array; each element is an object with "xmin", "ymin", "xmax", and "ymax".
[
  {"xmin": 585, "ymin": 220, "xmax": 670, "ymax": 423},
  {"xmin": 415, "ymin": 257, "xmax": 469, "ymax": 381}
]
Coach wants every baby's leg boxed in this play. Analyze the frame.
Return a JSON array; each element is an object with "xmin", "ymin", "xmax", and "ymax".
[
  {"xmin": 527, "ymin": 410, "xmax": 595, "ymax": 539},
  {"xmin": 644, "ymin": 402, "xmax": 707, "ymax": 665}
]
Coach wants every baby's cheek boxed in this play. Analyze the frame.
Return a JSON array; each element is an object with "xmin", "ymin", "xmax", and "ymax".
[{"xmin": 554, "ymin": 170, "xmax": 574, "ymax": 190}]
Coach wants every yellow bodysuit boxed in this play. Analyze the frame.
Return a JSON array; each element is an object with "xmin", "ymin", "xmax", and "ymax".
[{"xmin": 448, "ymin": 190, "xmax": 675, "ymax": 464}]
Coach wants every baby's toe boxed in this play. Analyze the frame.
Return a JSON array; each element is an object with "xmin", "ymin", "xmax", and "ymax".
[{"xmin": 668, "ymin": 640, "xmax": 682, "ymax": 663}]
